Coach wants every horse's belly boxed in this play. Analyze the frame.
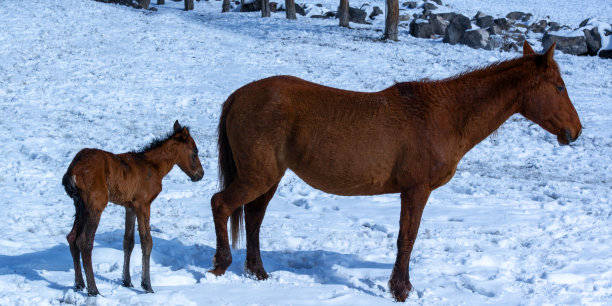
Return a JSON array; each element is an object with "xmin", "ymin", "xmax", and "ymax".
[{"xmin": 290, "ymin": 163, "xmax": 399, "ymax": 196}]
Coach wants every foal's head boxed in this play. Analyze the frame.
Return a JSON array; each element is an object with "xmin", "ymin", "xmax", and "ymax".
[
  {"xmin": 519, "ymin": 42, "xmax": 582, "ymax": 145},
  {"xmin": 171, "ymin": 120, "xmax": 204, "ymax": 181}
]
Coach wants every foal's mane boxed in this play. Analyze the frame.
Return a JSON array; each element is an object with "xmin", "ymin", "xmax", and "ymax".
[{"xmin": 131, "ymin": 126, "xmax": 190, "ymax": 156}]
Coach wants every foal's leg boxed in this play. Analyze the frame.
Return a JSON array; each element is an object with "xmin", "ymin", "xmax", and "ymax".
[
  {"xmin": 67, "ymin": 217, "xmax": 85, "ymax": 290},
  {"xmin": 76, "ymin": 204, "xmax": 105, "ymax": 296},
  {"xmin": 122, "ymin": 207, "xmax": 137, "ymax": 288},
  {"xmin": 209, "ymin": 179, "xmax": 276, "ymax": 276},
  {"xmin": 244, "ymin": 183, "xmax": 279, "ymax": 280},
  {"xmin": 389, "ymin": 186, "xmax": 431, "ymax": 302},
  {"xmin": 135, "ymin": 206, "xmax": 154, "ymax": 293}
]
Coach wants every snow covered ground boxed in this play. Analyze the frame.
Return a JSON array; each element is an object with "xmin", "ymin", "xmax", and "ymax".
[{"xmin": 0, "ymin": 0, "xmax": 611, "ymax": 304}]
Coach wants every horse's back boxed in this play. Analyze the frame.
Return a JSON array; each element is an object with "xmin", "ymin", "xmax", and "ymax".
[{"xmin": 225, "ymin": 76, "xmax": 407, "ymax": 195}]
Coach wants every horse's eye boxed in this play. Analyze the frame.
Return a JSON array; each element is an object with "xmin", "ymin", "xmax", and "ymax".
[{"xmin": 557, "ymin": 86, "xmax": 565, "ymax": 92}]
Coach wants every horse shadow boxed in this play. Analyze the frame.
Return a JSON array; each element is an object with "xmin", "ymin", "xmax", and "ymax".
[{"xmin": 0, "ymin": 230, "xmax": 392, "ymax": 298}]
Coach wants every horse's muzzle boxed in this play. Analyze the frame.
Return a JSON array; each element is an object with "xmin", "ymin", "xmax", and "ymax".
[
  {"xmin": 191, "ymin": 169, "xmax": 204, "ymax": 182},
  {"xmin": 561, "ymin": 128, "xmax": 581, "ymax": 145}
]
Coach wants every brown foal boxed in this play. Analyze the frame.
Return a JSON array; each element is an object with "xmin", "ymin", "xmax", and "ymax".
[
  {"xmin": 63, "ymin": 120, "xmax": 203, "ymax": 296},
  {"xmin": 208, "ymin": 41, "xmax": 582, "ymax": 302}
]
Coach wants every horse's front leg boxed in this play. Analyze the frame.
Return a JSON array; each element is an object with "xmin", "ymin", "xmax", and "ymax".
[
  {"xmin": 389, "ymin": 186, "xmax": 431, "ymax": 302},
  {"xmin": 122, "ymin": 207, "xmax": 137, "ymax": 288},
  {"xmin": 135, "ymin": 205, "xmax": 154, "ymax": 293}
]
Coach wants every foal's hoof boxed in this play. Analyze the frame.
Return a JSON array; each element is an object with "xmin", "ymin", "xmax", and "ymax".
[
  {"xmin": 207, "ymin": 267, "xmax": 227, "ymax": 276},
  {"xmin": 87, "ymin": 288, "xmax": 100, "ymax": 297},
  {"xmin": 74, "ymin": 283, "xmax": 85, "ymax": 291}
]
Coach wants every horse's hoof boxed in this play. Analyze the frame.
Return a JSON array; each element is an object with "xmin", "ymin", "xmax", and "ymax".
[
  {"xmin": 122, "ymin": 280, "xmax": 134, "ymax": 288},
  {"xmin": 141, "ymin": 282, "xmax": 154, "ymax": 293},
  {"xmin": 75, "ymin": 283, "xmax": 85, "ymax": 291},
  {"xmin": 389, "ymin": 280, "xmax": 411, "ymax": 302},
  {"xmin": 207, "ymin": 267, "xmax": 227, "ymax": 276},
  {"xmin": 87, "ymin": 289, "xmax": 100, "ymax": 297},
  {"xmin": 245, "ymin": 266, "xmax": 269, "ymax": 280}
]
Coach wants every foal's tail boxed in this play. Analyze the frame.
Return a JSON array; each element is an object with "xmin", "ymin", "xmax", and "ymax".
[
  {"xmin": 218, "ymin": 94, "xmax": 243, "ymax": 249},
  {"xmin": 62, "ymin": 170, "xmax": 86, "ymax": 239}
]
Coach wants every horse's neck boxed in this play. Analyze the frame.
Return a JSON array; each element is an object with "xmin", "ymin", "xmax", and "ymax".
[
  {"xmin": 141, "ymin": 143, "xmax": 177, "ymax": 178},
  {"xmin": 441, "ymin": 62, "xmax": 531, "ymax": 153}
]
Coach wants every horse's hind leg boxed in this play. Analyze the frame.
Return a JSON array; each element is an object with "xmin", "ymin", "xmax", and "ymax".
[
  {"xmin": 76, "ymin": 191, "xmax": 107, "ymax": 296},
  {"xmin": 244, "ymin": 183, "xmax": 279, "ymax": 280},
  {"xmin": 209, "ymin": 179, "xmax": 279, "ymax": 276},
  {"xmin": 76, "ymin": 209, "xmax": 103, "ymax": 296},
  {"xmin": 67, "ymin": 218, "xmax": 85, "ymax": 290},
  {"xmin": 122, "ymin": 207, "xmax": 137, "ymax": 288},
  {"xmin": 135, "ymin": 205, "xmax": 154, "ymax": 293}
]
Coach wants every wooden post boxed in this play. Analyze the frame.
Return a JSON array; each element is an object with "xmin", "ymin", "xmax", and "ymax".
[
  {"xmin": 338, "ymin": 0, "xmax": 349, "ymax": 28},
  {"xmin": 222, "ymin": 0, "xmax": 230, "ymax": 12},
  {"xmin": 285, "ymin": 0, "xmax": 296, "ymax": 20},
  {"xmin": 261, "ymin": 0, "xmax": 270, "ymax": 17},
  {"xmin": 185, "ymin": 0, "xmax": 194, "ymax": 10},
  {"xmin": 383, "ymin": 0, "xmax": 399, "ymax": 41}
]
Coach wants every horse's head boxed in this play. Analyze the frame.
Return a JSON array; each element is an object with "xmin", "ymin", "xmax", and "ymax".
[
  {"xmin": 519, "ymin": 42, "xmax": 582, "ymax": 145},
  {"xmin": 172, "ymin": 120, "xmax": 204, "ymax": 182}
]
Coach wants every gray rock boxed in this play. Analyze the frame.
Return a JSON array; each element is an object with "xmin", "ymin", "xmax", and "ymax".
[
  {"xmin": 431, "ymin": 15, "xmax": 449, "ymax": 35},
  {"xmin": 579, "ymin": 18, "xmax": 591, "ymax": 28},
  {"xmin": 369, "ymin": 6, "xmax": 383, "ymax": 19},
  {"xmin": 494, "ymin": 18, "xmax": 512, "ymax": 31},
  {"xmin": 399, "ymin": 14, "xmax": 411, "ymax": 22},
  {"xmin": 241, "ymin": 0, "xmax": 260, "ymax": 12},
  {"xmin": 487, "ymin": 25, "xmax": 502, "ymax": 35},
  {"xmin": 410, "ymin": 19, "xmax": 435, "ymax": 38},
  {"xmin": 584, "ymin": 27, "xmax": 602, "ymax": 55},
  {"xmin": 345, "ymin": 7, "xmax": 367, "ymax": 24},
  {"xmin": 501, "ymin": 42, "xmax": 519, "ymax": 52},
  {"xmin": 530, "ymin": 20, "xmax": 547, "ymax": 33},
  {"xmin": 488, "ymin": 35, "xmax": 504, "ymax": 50},
  {"xmin": 443, "ymin": 14, "xmax": 471, "ymax": 45},
  {"xmin": 460, "ymin": 29, "xmax": 490, "ymax": 49},
  {"xmin": 403, "ymin": 1, "xmax": 417, "ymax": 9},
  {"xmin": 296, "ymin": 3, "xmax": 306, "ymax": 15},
  {"xmin": 548, "ymin": 22, "xmax": 561, "ymax": 32},
  {"xmin": 506, "ymin": 11, "xmax": 531, "ymax": 22},
  {"xmin": 542, "ymin": 32, "xmax": 587, "ymax": 55},
  {"xmin": 476, "ymin": 15, "xmax": 494, "ymax": 29},
  {"xmin": 599, "ymin": 49, "xmax": 612, "ymax": 59},
  {"xmin": 423, "ymin": 2, "xmax": 437, "ymax": 10},
  {"xmin": 430, "ymin": 0, "xmax": 442, "ymax": 5},
  {"xmin": 438, "ymin": 12, "xmax": 455, "ymax": 21}
]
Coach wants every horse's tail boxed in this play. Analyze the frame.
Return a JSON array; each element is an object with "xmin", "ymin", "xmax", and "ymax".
[
  {"xmin": 218, "ymin": 94, "xmax": 243, "ymax": 249},
  {"xmin": 62, "ymin": 170, "xmax": 86, "ymax": 240}
]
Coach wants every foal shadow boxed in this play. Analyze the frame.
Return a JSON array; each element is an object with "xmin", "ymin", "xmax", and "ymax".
[
  {"xmin": 0, "ymin": 232, "xmax": 392, "ymax": 299},
  {"xmin": 0, "ymin": 244, "xmax": 74, "ymax": 291}
]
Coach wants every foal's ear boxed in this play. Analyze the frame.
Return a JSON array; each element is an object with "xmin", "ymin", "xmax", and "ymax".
[
  {"xmin": 522, "ymin": 41, "xmax": 535, "ymax": 55},
  {"xmin": 173, "ymin": 120, "xmax": 181, "ymax": 133},
  {"xmin": 181, "ymin": 127, "xmax": 190, "ymax": 140}
]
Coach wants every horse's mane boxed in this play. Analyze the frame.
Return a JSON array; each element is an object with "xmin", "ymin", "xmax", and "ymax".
[{"xmin": 131, "ymin": 126, "xmax": 190, "ymax": 156}]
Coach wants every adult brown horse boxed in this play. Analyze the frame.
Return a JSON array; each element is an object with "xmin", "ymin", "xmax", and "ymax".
[
  {"xmin": 63, "ymin": 121, "xmax": 203, "ymax": 296},
  {"xmin": 208, "ymin": 42, "xmax": 582, "ymax": 302}
]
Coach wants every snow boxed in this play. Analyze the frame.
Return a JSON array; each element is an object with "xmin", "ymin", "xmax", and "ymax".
[{"xmin": 1, "ymin": 0, "xmax": 611, "ymax": 305}]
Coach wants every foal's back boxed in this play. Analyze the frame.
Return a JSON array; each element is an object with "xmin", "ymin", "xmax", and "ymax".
[{"xmin": 66, "ymin": 148, "xmax": 156, "ymax": 206}]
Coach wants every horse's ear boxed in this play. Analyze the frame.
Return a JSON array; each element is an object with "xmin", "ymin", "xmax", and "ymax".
[
  {"xmin": 544, "ymin": 42, "xmax": 556, "ymax": 63},
  {"xmin": 181, "ymin": 127, "xmax": 190, "ymax": 140},
  {"xmin": 523, "ymin": 41, "xmax": 535, "ymax": 55},
  {"xmin": 173, "ymin": 120, "xmax": 181, "ymax": 133}
]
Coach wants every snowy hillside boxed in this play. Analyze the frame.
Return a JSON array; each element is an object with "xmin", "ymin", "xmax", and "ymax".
[{"xmin": 0, "ymin": 0, "xmax": 611, "ymax": 304}]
